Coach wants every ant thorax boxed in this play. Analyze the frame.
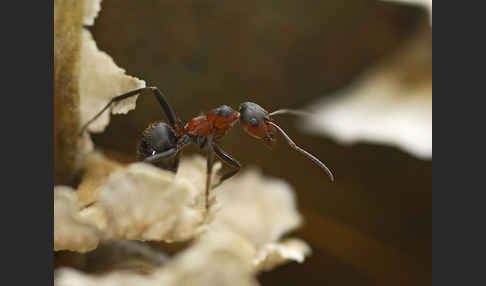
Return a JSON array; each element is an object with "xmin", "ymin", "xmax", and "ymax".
[
  {"xmin": 183, "ymin": 105, "xmax": 240, "ymax": 139},
  {"xmin": 185, "ymin": 116, "xmax": 212, "ymax": 137}
]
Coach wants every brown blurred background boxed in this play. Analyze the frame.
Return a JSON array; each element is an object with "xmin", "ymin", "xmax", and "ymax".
[{"xmin": 89, "ymin": 0, "xmax": 431, "ymax": 285}]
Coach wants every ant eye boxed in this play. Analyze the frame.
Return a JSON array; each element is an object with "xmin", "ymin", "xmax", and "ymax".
[{"xmin": 249, "ymin": 118, "xmax": 258, "ymax": 126}]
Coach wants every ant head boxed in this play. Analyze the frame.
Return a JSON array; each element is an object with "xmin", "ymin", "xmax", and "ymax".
[
  {"xmin": 239, "ymin": 102, "xmax": 335, "ymax": 181},
  {"xmin": 138, "ymin": 122, "xmax": 178, "ymax": 160},
  {"xmin": 238, "ymin": 102, "xmax": 276, "ymax": 148},
  {"xmin": 207, "ymin": 105, "xmax": 240, "ymax": 131}
]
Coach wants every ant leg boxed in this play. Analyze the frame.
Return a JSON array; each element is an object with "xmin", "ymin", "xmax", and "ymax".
[
  {"xmin": 205, "ymin": 137, "xmax": 215, "ymax": 211},
  {"xmin": 212, "ymin": 143, "xmax": 241, "ymax": 186},
  {"xmin": 170, "ymin": 150, "xmax": 182, "ymax": 173},
  {"xmin": 79, "ymin": 87, "xmax": 178, "ymax": 135},
  {"xmin": 267, "ymin": 121, "xmax": 334, "ymax": 181},
  {"xmin": 143, "ymin": 148, "xmax": 178, "ymax": 164}
]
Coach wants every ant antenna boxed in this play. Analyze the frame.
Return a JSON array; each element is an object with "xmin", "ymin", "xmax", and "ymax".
[
  {"xmin": 269, "ymin": 109, "xmax": 312, "ymax": 117},
  {"xmin": 267, "ymin": 121, "xmax": 334, "ymax": 181}
]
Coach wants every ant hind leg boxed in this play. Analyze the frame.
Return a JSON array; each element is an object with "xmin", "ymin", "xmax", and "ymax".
[
  {"xmin": 205, "ymin": 137, "xmax": 215, "ymax": 211},
  {"xmin": 79, "ymin": 87, "xmax": 178, "ymax": 135}
]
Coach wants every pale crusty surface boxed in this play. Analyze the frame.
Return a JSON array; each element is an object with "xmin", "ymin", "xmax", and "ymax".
[
  {"xmin": 78, "ymin": 29, "xmax": 146, "ymax": 133},
  {"xmin": 54, "ymin": 0, "xmax": 144, "ymax": 184},
  {"xmin": 54, "ymin": 186, "xmax": 100, "ymax": 253},
  {"xmin": 54, "ymin": 154, "xmax": 310, "ymax": 285},
  {"xmin": 83, "ymin": 0, "xmax": 102, "ymax": 26},
  {"xmin": 55, "ymin": 154, "xmax": 218, "ymax": 252},
  {"xmin": 304, "ymin": 27, "xmax": 432, "ymax": 159}
]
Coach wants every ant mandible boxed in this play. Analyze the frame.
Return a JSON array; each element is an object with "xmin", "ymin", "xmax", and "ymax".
[{"xmin": 79, "ymin": 87, "xmax": 334, "ymax": 211}]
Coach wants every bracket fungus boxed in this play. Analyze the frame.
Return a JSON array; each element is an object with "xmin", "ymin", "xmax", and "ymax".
[
  {"xmin": 54, "ymin": 0, "xmax": 144, "ymax": 185},
  {"xmin": 54, "ymin": 0, "xmax": 311, "ymax": 284},
  {"xmin": 55, "ymin": 154, "xmax": 311, "ymax": 285},
  {"xmin": 302, "ymin": 25, "xmax": 432, "ymax": 159}
]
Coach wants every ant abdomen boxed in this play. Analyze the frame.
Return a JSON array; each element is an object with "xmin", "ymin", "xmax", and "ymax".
[{"xmin": 137, "ymin": 121, "xmax": 178, "ymax": 161}]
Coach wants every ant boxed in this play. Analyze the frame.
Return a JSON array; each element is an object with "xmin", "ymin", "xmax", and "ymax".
[{"xmin": 80, "ymin": 87, "xmax": 334, "ymax": 211}]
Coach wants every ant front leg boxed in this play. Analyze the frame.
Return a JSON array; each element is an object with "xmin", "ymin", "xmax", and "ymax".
[
  {"xmin": 144, "ymin": 148, "xmax": 185, "ymax": 173},
  {"xmin": 171, "ymin": 150, "xmax": 182, "ymax": 173},
  {"xmin": 79, "ymin": 87, "xmax": 178, "ymax": 135},
  {"xmin": 143, "ymin": 148, "xmax": 180, "ymax": 172},
  {"xmin": 143, "ymin": 148, "xmax": 179, "ymax": 164},
  {"xmin": 212, "ymin": 143, "xmax": 241, "ymax": 186}
]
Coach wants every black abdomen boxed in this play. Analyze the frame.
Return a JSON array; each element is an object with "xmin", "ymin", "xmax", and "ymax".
[{"xmin": 137, "ymin": 121, "xmax": 178, "ymax": 160}]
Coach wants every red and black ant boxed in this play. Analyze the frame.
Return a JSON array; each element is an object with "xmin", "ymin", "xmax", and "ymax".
[{"xmin": 80, "ymin": 87, "xmax": 334, "ymax": 210}]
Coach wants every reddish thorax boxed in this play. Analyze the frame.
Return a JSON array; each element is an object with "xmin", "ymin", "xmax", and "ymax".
[
  {"xmin": 207, "ymin": 111, "xmax": 240, "ymax": 130},
  {"xmin": 182, "ymin": 111, "xmax": 240, "ymax": 138},
  {"xmin": 185, "ymin": 116, "xmax": 212, "ymax": 136}
]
